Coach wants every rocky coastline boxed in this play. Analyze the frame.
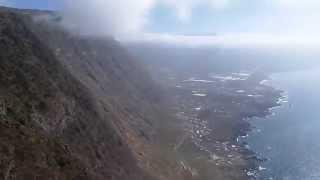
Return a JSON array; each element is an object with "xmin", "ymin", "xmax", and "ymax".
[{"xmin": 160, "ymin": 70, "xmax": 283, "ymax": 180}]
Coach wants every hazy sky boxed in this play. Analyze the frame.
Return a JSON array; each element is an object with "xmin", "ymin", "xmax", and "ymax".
[{"xmin": 3, "ymin": 0, "xmax": 320, "ymax": 47}]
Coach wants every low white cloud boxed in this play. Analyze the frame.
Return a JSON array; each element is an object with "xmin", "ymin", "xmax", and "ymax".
[
  {"xmin": 59, "ymin": 0, "xmax": 231, "ymax": 36},
  {"xmin": 58, "ymin": 0, "xmax": 320, "ymax": 49},
  {"xmin": 159, "ymin": 0, "xmax": 230, "ymax": 22},
  {"xmin": 123, "ymin": 32, "xmax": 320, "ymax": 50},
  {"xmin": 0, "ymin": 0, "xmax": 12, "ymax": 6},
  {"xmin": 60, "ymin": 0, "xmax": 156, "ymax": 36},
  {"xmin": 275, "ymin": 0, "xmax": 320, "ymax": 10},
  {"xmin": 262, "ymin": 0, "xmax": 320, "ymax": 37}
]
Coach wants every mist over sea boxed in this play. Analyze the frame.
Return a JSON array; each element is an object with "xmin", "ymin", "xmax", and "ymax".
[{"xmin": 247, "ymin": 67, "xmax": 320, "ymax": 180}]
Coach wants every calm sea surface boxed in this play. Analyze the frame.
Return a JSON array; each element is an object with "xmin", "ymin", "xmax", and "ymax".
[{"xmin": 247, "ymin": 68, "xmax": 320, "ymax": 180}]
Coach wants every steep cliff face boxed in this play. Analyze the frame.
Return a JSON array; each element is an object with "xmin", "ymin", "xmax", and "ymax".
[
  {"xmin": 0, "ymin": 7, "xmax": 174, "ymax": 180},
  {"xmin": 22, "ymin": 9, "xmax": 174, "ymax": 174}
]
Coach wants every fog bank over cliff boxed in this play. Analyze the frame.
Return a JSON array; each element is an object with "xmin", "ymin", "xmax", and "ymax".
[{"xmin": 56, "ymin": 0, "xmax": 320, "ymax": 51}]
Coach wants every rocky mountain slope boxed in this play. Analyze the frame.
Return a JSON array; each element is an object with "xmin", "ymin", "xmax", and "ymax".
[{"xmin": 0, "ymin": 7, "xmax": 185, "ymax": 180}]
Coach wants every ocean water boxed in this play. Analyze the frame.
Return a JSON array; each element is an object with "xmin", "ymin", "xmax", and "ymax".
[{"xmin": 247, "ymin": 68, "xmax": 320, "ymax": 180}]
